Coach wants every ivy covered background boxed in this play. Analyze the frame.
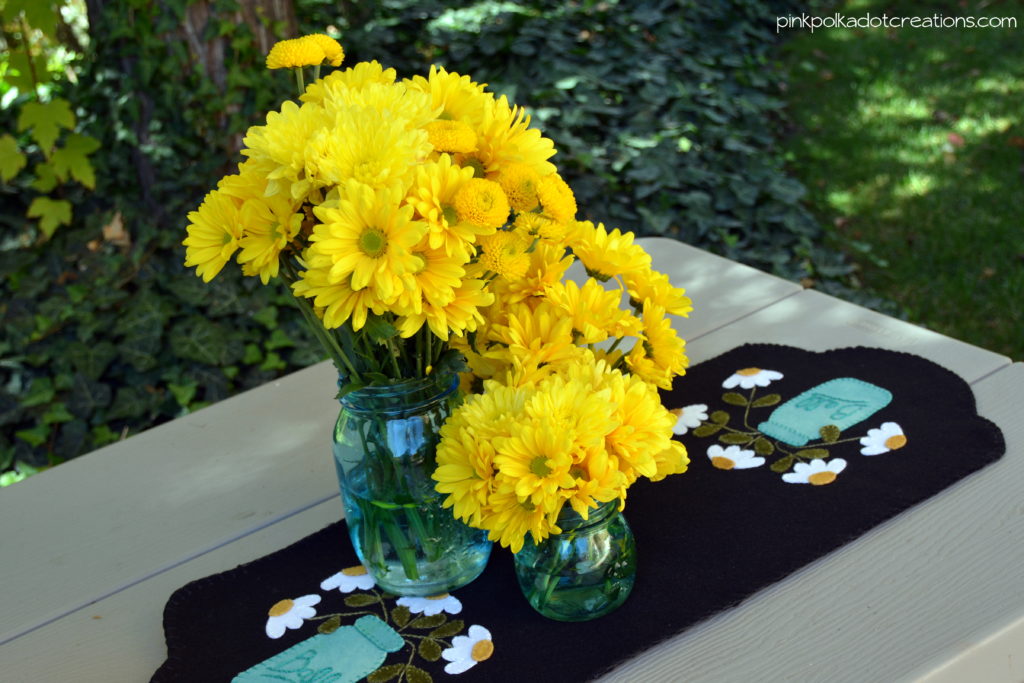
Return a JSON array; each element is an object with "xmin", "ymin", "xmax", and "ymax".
[{"xmin": 1, "ymin": 0, "xmax": 859, "ymax": 483}]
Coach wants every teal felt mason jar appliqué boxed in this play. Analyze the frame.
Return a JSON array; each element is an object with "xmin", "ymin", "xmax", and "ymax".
[
  {"xmin": 233, "ymin": 614, "xmax": 404, "ymax": 683},
  {"xmin": 757, "ymin": 377, "xmax": 892, "ymax": 447}
]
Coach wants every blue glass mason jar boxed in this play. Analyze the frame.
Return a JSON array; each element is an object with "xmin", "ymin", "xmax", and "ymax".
[
  {"xmin": 332, "ymin": 372, "xmax": 491, "ymax": 596},
  {"xmin": 513, "ymin": 500, "xmax": 636, "ymax": 621}
]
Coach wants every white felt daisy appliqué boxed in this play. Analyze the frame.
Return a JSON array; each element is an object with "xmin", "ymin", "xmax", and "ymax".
[
  {"xmin": 671, "ymin": 404, "xmax": 709, "ymax": 435},
  {"xmin": 707, "ymin": 444, "xmax": 765, "ymax": 470},
  {"xmin": 860, "ymin": 422, "xmax": 907, "ymax": 456},
  {"xmin": 397, "ymin": 593, "xmax": 463, "ymax": 616},
  {"xmin": 782, "ymin": 458, "xmax": 847, "ymax": 486},
  {"xmin": 320, "ymin": 565, "xmax": 376, "ymax": 593},
  {"xmin": 723, "ymin": 367, "xmax": 784, "ymax": 390},
  {"xmin": 264, "ymin": 594, "xmax": 321, "ymax": 638},
  {"xmin": 442, "ymin": 624, "xmax": 494, "ymax": 674}
]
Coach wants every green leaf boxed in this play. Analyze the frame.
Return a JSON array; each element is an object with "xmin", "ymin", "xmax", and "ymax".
[
  {"xmin": 259, "ymin": 351, "xmax": 286, "ymax": 371},
  {"xmin": 363, "ymin": 314, "xmax": 398, "ymax": 343},
  {"xmin": 91, "ymin": 424, "xmax": 120, "ymax": 447},
  {"xmin": 367, "ymin": 664, "xmax": 405, "ymax": 683},
  {"xmin": 6, "ymin": 51, "xmax": 49, "ymax": 91},
  {"xmin": 710, "ymin": 410, "xmax": 730, "ymax": 425},
  {"xmin": 429, "ymin": 619, "xmax": 464, "ymax": 638},
  {"xmin": 692, "ymin": 423, "xmax": 722, "ymax": 438},
  {"xmin": 770, "ymin": 455, "xmax": 795, "ymax": 473},
  {"xmin": 719, "ymin": 432, "xmax": 754, "ymax": 445},
  {"xmin": 49, "ymin": 134, "xmax": 100, "ymax": 189},
  {"xmin": 266, "ymin": 328, "xmax": 294, "ymax": 350},
  {"xmin": 16, "ymin": 424, "xmax": 50, "ymax": 447},
  {"xmin": 8, "ymin": 0, "xmax": 60, "ymax": 38},
  {"xmin": 0, "ymin": 135, "xmax": 27, "ymax": 182},
  {"xmin": 27, "ymin": 197, "xmax": 72, "ymax": 239},
  {"xmin": 21, "ymin": 377, "xmax": 56, "ymax": 408},
  {"xmin": 252, "ymin": 306, "xmax": 278, "ymax": 329},
  {"xmin": 751, "ymin": 393, "xmax": 781, "ymax": 408},
  {"xmin": 242, "ymin": 343, "xmax": 262, "ymax": 365},
  {"xmin": 18, "ymin": 99, "xmax": 76, "ymax": 154},
  {"xmin": 391, "ymin": 604, "xmax": 411, "ymax": 628},
  {"xmin": 795, "ymin": 448, "xmax": 829, "ymax": 460},
  {"xmin": 169, "ymin": 317, "xmax": 238, "ymax": 366},
  {"xmin": 317, "ymin": 615, "xmax": 341, "ymax": 634},
  {"xmin": 30, "ymin": 162, "xmax": 59, "ymax": 192},
  {"xmin": 418, "ymin": 638, "xmax": 442, "ymax": 662},
  {"xmin": 722, "ymin": 392, "xmax": 748, "ymax": 406},
  {"xmin": 66, "ymin": 373, "xmax": 112, "ymax": 419},
  {"xmin": 820, "ymin": 425, "xmax": 841, "ymax": 443},
  {"xmin": 168, "ymin": 382, "xmax": 197, "ymax": 407},
  {"xmin": 753, "ymin": 437, "xmax": 775, "ymax": 456},
  {"xmin": 42, "ymin": 402, "xmax": 74, "ymax": 424},
  {"xmin": 343, "ymin": 593, "xmax": 379, "ymax": 607},
  {"xmin": 68, "ymin": 341, "xmax": 117, "ymax": 380},
  {"xmin": 409, "ymin": 614, "xmax": 447, "ymax": 629},
  {"xmin": 405, "ymin": 665, "xmax": 433, "ymax": 683}
]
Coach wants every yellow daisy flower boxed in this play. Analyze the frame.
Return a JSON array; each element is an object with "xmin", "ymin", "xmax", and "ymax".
[
  {"xmin": 494, "ymin": 419, "xmax": 577, "ymax": 503},
  {"xmin": 307, "ymin": 181, "xmax": 427, "ymax": 302},
  {"xmin": 183, "ymin": 190, "xmax": 244, "ymax": 282},
  {"xmin": 236, "ymin": 195, "xmax": 304, "ymax": 284},
  {"xmin": 302, "ymin": 61, "xmax": 398, "ymax": 106},
  {"xmin": 496, "ymin": 301, "xmax": 582, "ymax": 386},
  {"xmin": 544, "ymin": 278, "xmax": 643, "ymax": 344},
  {"xmin": 476, "ymin": 230, "xmax": 530, "ymax": 281},
  {"xmin": 494, "ymin": 239, "xmax": 572, "ymax": 305},
  {"xmin": 424, "ymin": 119, "xmax": 478, "ymax": 154},
  {"xmin": 568, "ymin": 220, "xmax": 651, "ymax": 281},
  {"xmin": 522, "ymin": 372, "xmax": 617, "ymax": 455},
  {"xmin": 291, "ymin": 265, "xmax": 387, "ymax": 331},
  {"xmin": 404, "ymin": 65, "xmax": 491, "ymax": 128},
  {"xmin": 497, "ymin": 162, "xmax": 541, "ymax": 212},
  {"xmin": 241, "ymin": 100, "xmax": 331, "ymax": 199},
  {"xmin": 536, "ymin": 173, "xmax": 577, "ymax": 223},
  {"xmin": 404, "ymin": 154, "xmax": 485, "ymax": 257},
  {"xmin": 302, "ymin": 33, "xmax": 344, "ymax": 67},
  {"xmin": 624, "ymin": 301, "xmax": 688, "ymax": 389},
  {"xmin": 603, "ymin": 370, "xmax": 675, "ymax": 481},
  {"xmin": 474, "ymin": 95, "xmax": 557, "ymax": 177},
  {"xmin": 396, "ymin": 276, "xmax": 494, "ymax": 341},
  {"xmin": 265, "ymin": 37, "xmax": 325, "ymax": 70},
  {"xmin": 512, "ymin": 211, "xmax": 567, "ymax": 245},
  {"xmin": 649, "ymin": 439, "xmax": 689, "ymax": 482},
  {"xmin": 481, "ymin": 482, "xmax": 562, "ymax": 553},
  {"xmin": 562, "ymin": 453, "xmax": 627, "ymax": 518},
  {"xmin": 452, "ymin": 178, "xmax": 510, "ymax": 231},
  {"xmin": 434, "ymin": 427, "xmax": 497, "ymax": 527},
  {"xmin": 305, "ymin": 103, "xmax": 431, "ymax": 195},
  {"xmin": 623, "ymin": 267, "xmax": 693, "ymax": 317}
]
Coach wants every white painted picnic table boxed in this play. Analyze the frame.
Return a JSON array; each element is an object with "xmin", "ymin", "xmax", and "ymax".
[{"xmin": 2, "ymin": 238, "xmax": 1022, "ymax": 682}]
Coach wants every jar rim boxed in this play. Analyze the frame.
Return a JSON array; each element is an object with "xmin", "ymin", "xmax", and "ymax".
[
  {"xmin": 555, "ymin": 500, "xmax": 619, "ymax": 530},
  {"xmin": 338, "ymin": 372, "xmax": 459, "ymax": 414}
]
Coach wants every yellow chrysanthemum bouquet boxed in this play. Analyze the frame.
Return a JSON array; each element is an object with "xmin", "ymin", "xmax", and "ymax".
[{"xmin": 183, "ymin": 34, "xmax": 693, "ymax": 597}]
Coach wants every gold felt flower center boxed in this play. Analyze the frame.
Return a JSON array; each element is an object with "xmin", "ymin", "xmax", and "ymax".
[
  {"xmin": 342, "ymin": 565, "xmax": 368, "ymax": 576},
  {"xmin": 884, "ymin": 434, "xmax": 907, "ymax": 450},
  {"xmin": 427, "ymin": 593, "xmax": 450, "ymax": 601},
  {"xmin": 268, "ymin": 599, "xmax": 294, "ymax": 617},
  {"xmin": 711, "ymin": 456, "xmax": 736, "ymax": 470},
  {"xmin": 736, "ymin": 367, "xmax": 761, "ymax": 376},
  {"xmin": 809, "ymin": 471, "xmax": 837, "ymax": 486},
  {"xmin": 471, "ymin": 639, "xmax": 495, "ymax": 662}
]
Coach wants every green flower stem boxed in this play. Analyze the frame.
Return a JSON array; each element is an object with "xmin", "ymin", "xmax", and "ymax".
[
  {"xmin": 378, "ymin": 506, "xmax": 421, "ymax": 580},
  {"xmin": 532, "ymin": 528, "xmax": 579, "ymax": 612}
]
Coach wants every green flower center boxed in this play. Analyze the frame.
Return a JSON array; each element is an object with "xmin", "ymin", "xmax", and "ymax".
[
  {"xmin": 529, "ymin": 455, "xmax": 552, "ymax": 477},
  {"xmin": 358, "ymin": 227, "xmax": 387, "ymax": 257},
  {"xmin": 442, "ymin": 204, "xmax": 460, "ymax": 226}
]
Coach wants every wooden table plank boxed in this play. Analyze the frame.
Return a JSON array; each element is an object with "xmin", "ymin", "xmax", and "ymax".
[
  {"xmin": 685, "ymin": 288, "xmax": 1010, "ymax": 383},
  {"xmin": 0, "ymin": 362, "xmax": 340, "ymax": 645},
  {"xmin": 600, "ymin": 363, "xmax": 1024, "ymax": 682},
  {"xmin": 0, "ymin": 499, "xmax": 344, "ymax": 683},
  {"xmin": 0, "ymin": 240, "xmax": 797, "ymax": 646},
  {"xmin": 6, "ymin": 364, "xmax": 1022, "ymax": 683}
]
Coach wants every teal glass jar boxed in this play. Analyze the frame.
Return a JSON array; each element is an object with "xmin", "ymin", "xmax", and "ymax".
[
  {"xmin": 513, "ymin": 501, "xmax": 636, "ymax": 621},
  {"xmin": 332, "ymin": 372, "xmax": 492, "ymax": 596}
]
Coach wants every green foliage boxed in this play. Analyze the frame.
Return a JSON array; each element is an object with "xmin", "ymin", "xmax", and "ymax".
[
  {"xmin": 780, "ymin": 0, "xmax": 1024, "ymax": 360},
  {"xmin": 3, "ymin": 0, "xmax": 846, "ymax": 483},
  {"xmin": 3, "ymin": 1, "xmax": 99, "ymax": 241}
]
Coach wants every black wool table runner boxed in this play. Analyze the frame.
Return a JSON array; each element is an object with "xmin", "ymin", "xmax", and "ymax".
[{"xmin": 153, "ymin": 344, "xmax": 1005, "ymax": 683}]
